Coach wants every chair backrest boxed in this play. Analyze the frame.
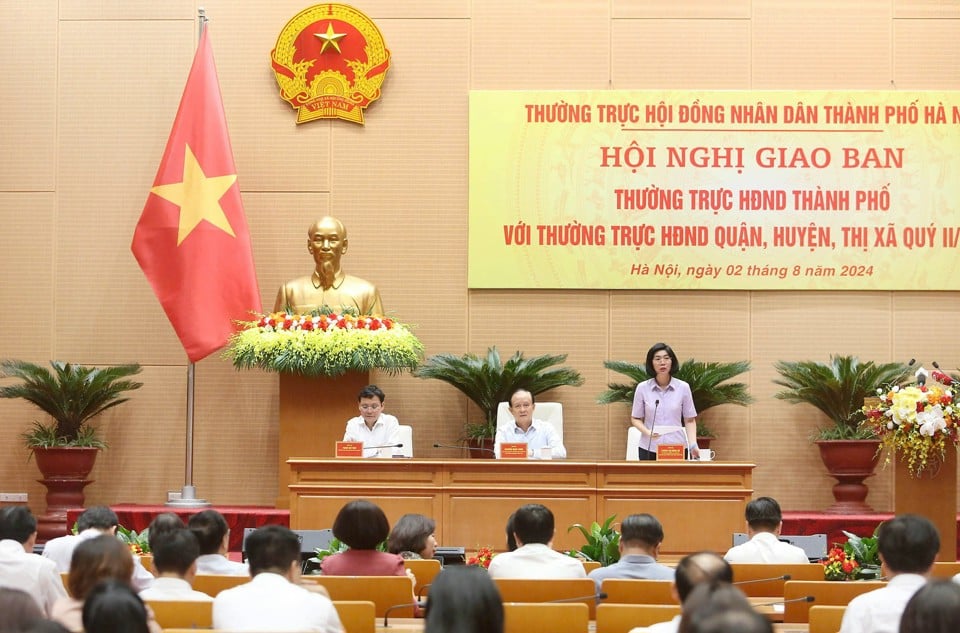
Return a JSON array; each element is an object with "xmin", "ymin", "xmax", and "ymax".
[
  {"xmin": 301, "ymin": 575, "xmax": 415, "ymax": 617},
  {"xmin": 581, "ymin": 560, "xmax": 601, "ymax": 574},
  {"xmin": 601, "ymin": 579, "xmax": 675, "ymax": 605},
  {"xmin": 494, "ymin": 578, "xmax": 598, "ymax": 618},
  {"xmin": 729, "ymin": 563, "xmax": 827, "ymax": 596},
  {"xmin": 60, "ymin": 571, "xmax": 70, "ymax": 596},
  {"xmin": 503, "ymin": 603, "xmax": 589, "ymax": 633},
  {"xmin": 145, "ymin": 600, "xmax": 213, "ymax": 629},
  {"xmin": 404, "ymin": 558, "xmax": 442, "ymax": 598},
  {"xmin": 192, "ymin": 574, "xmax": 249, "ymax": 597},
  {"xmin": 595, "ymin": 603, "xmax": 681, "ymax": 633},
  {"xmin": 626, "ymin": 426, "xmax": 642, "ymax": 460},
  {"xmin": 333, "ymin": 600, "xmax": 376, "ymax": 633},
  {"xmin": 139, "ymin": 554, "xmax": 155, "ymax": 575},
  {"xmin": 496, "ymin": 401, "xmax": 563, "ymax": 438},
  {"xmin": 397, "ymin": 424, "xmax": 413, "ymax": 457},
  {"xmin": 783, "ymin": 580, "xmax": 885, "ymax": 623},
  {"xmin": 808, "ymin": 605, "xmax": 846, "ymax": 633},
  {"xmin": 931, "ymin": 561, "xmax": 960, "ymax": 579}
]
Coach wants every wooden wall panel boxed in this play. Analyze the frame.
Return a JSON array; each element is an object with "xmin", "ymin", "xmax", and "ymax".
[{"xmin": 893, "ymin": 19, "xmax": 960, "ymax": 88}]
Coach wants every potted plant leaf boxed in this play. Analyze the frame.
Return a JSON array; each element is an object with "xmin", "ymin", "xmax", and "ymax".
[
  {"xmin": 566, "ymin": 514, "xmax": 621, "ymax": 566},
  {"xmin": 598, "ymin": 358, "xmax": 753, "ymax": 446},
  {"xmin": 0, "ymin": 360, "xmax": 143, "ymax": 538},
  {"xmin": 414, "ymin": 347, "xmax": 584, "ymax": 455},
  {"xmin": 773, "ymin": 355, "xmax": 910, "ymax": 513}
]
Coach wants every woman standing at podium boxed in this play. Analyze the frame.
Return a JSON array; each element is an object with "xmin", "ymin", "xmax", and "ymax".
[{"xmin": 631, "ymin": 342, "xmax": 700, "ymax": 460}]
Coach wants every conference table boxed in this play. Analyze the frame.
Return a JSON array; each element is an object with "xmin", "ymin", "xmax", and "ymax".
[{"xmin": 288, "ymin": 459, "xmax": 754, "ymax": 556}]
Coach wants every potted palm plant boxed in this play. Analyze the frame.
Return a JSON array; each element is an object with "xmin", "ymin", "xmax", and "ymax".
[
  {"xmin": 597, "ymin": 358, "xmax": 753, "ymax": 447},
  {"xmin": 414, "ymin": 347, "xmax": 584, "ymax": 455},
  {"xmin": 773, "ymin": 355, "xmax": 910, "ymax": 513},
  {"xmin": 0, "ymin": 360, "xmax": 143, "ymax": 538}
]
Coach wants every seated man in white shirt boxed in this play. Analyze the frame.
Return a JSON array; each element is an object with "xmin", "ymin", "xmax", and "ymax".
[
  {"xmin": 487, "ymin": 504, "xmax": 585, "ymax": 579},
  {"xmin": 41, "ymin": 506, "xmax": 154, "ymax": 591},
  {"xmin": 213, "ymin": 525, "xmax": 343, "ymax": 633},
  {"xmin": 494, "ymin": 388, "xmax": 566, "ymax": 459},
  {"xmin": 630, "ymin": 551, "xmax": 733, "ymax": 633},
  {"xmin": 188, "ymin": 510, "xmax": 248, "ymax": 576},
  {"xmin": 342, "ymin": 384, "xmax": 401, "ymax": 457},
  {"xmin": 138, "ymin": 529, "xmax": 211, "ymax": 602},
  {"xmin": 0, "ymin": 506, "xmax": 67, "ymax": 615},
  {"xmin": 723, "ymin": 497, "xmax": 808, "ymax": 564},
  {"xmin": 840, "ymin": 514, "xmax": 939, "ymax": 633}
]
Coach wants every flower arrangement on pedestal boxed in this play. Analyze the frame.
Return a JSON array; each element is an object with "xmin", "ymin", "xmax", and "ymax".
[
  {"xmin": 861, "ymin": 368, "xmax": 960, "ymax": 477},
  {"xmin": 466, "ymin": 546, "xmax": 494, "ymax": 569},
  {"xmin": 226, "ymin": 311, "xmax": 424, "ymax": 377}
]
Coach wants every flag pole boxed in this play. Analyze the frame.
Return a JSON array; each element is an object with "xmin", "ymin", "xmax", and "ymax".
[{"xmin": 167, "ymin": 7, "xmax": 211, "ymax": 508}]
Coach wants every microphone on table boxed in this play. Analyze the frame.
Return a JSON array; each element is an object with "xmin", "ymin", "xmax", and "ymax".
[
  {"xmin": 753, "ymin": 595, "xmax": 815, "ymax": 609},
  {"xmin": 417, "ymin": 584, "xmax": 432, "ymax": 601},
  {"xmin": 366, "ymin": 443, "xmax": 404, "ymax": 450},
  {"xmin": 433, "ymin": 442, "xmax": 496, "ymax": 455},
  {"xmin": 544, "ymin": 591, "xmax": 608, "ymax": 604},
  {"xmin": 383, "ymin": 601, "xmax": 424, "ymax": 627},
  {"xmin": 733, "ymin": 574, "xmax": 792, "ymax": 586},
  {"xmin": 643, "ymin": 399, "xmax": 660, "ymax": 459}
]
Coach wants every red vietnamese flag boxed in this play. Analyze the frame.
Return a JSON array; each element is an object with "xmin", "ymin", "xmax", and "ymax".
[{"xmin": 132, "ymin": 26, "xmax": 261, "ymax": 362}]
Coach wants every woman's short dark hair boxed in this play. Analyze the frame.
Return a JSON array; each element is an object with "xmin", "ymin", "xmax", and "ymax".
[
  {"xmin": 387, "ymin": 514, "xmax": 436, "ymax": 556},
  {"xmin": 425, "ymin": 566, "xmax": 504, "ymax": 633},
  {"xmin": 645, "ymin": 343, "xmax": 680, "ymax": 377},
  {"xmin": 81, "ymin": 579, "xmax": 149, "ymax": 633},
  {"xmin": 332, "ymin": 500, "xmax": 390, "ymax": 550},
  {"xmin": 900, "ymin": 579, "xmax": 960, "ymax": 633},
  {"xmin": 68, "ymin": 535, "xmax": 134, "ymax": 600}
]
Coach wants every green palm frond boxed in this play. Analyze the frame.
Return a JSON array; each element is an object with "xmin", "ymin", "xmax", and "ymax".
[{"xmin": 773, "ymin": 355, "xmax": 911, "ymax": 432}]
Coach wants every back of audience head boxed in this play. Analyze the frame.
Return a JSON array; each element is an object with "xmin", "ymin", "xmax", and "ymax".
[
  {"xmin": 151, "ymin": 528, "xmax": 200, "ymax": 577},
  {"xmin": 332, "ymin": 500, "xmax": 390, "ymax": 550},
  {"xmin": 0, "ymin": 587, "xmax": 44, "ymax": 632},
  {"xmin": 145, "ymin": 512, "xmax": 185, "ymax": 553},
  {"xmin": 877, "ymin": 514, "xmax": 939, "ymax": 575},
  {"xmin": 899, "ymin": 578, "xmax": 960, "ymax": 633},
  {"xmin": 187, "ymin": 509, "xmax": 230, "ymax": 556},
  {"xmin": 23, "ymin": 622, "xmax": 71, "ymax": 633},
  {"xmin": 745, "ymin": 497, "xmax": 782, "ymax": 533},
  {"xmin": 387, "ymin": 513, "xmax": 437, "ymax": 558},
  {"xmin": 0, "ymin": 506, "xmax": 37, "ymax": 545},
  {"xmin": 620, "ymin": 513, "xmax": 664, "ymax": 549},
  {"xmin": 425, "ymin": 565, "xmax": 504, "ymax": 633},
  {"xmin": 511, "ymin": 504, "xmax": 553, "ymax": 546},
  {"xmin": 675, "ymin": 552, "xmax": 733, "ymax": 604},
  {"xmin": 504, "ymin": 512, "xmax": 518, "ymax": 552},
  {"xmin": 77, "ymin": 506, "xmax": 119, "ymax": 533},
  {"xmin": 81, "ymin": 579, "xmax": 149, "ymax": 633},
  {"xmin": 245, "ymin": 525, "xmax": 301, "ymax": 577},
  {"xmin": 678, "ymin": 582, "xmax": 762, "ymax": 633},
  {"xmin": 68, "ymin": 534, "xmax": 134, "ymax": 600}
]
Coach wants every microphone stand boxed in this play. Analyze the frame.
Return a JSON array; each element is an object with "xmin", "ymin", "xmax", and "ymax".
[
  {"xmin": 383, "ymin": 601, "xmax": 422, "ymax": 627},
  {"xmin": 643, "ymin": 399, "xmax": 660, "ymax": 460}
]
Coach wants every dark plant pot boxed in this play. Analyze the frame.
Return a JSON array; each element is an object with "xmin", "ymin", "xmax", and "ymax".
[
  {"xmin": 32, "ymin": 446, "xmax": 99, "ymax": 542},
  {"xmin": 815, "ymin": 439, "xmax": 881, "ymax": 514},
  {"xmin": 466, "ymin": 437, "xmax": 495, "ymax": 459},
  {"xmin": 697, "ymin": 437, "xmax": 713, "ymax": 450}
]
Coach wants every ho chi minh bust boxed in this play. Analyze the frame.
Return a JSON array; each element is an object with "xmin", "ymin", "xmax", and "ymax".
[{"xmin": 273, "ymin": 216, "xmax": 384, "ymax": 316}]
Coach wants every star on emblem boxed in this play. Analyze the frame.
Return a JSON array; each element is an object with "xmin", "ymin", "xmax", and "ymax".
[{"xmin": 315, "ymin": 22, "xmax": 346, "ymax": 54}]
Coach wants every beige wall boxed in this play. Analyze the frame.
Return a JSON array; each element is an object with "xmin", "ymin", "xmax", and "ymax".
[{"xmin": 2, "ymin": 1, "xmax": 959, "ymax": 519}]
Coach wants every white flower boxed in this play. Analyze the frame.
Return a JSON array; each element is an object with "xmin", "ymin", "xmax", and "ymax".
[
  {"xmin": 887, "ymin": 421, "xmax": 894, "ymax": 430},
  {"xmin": 917, "ymin": 405, "xmax": 946, "ymax": 437}
]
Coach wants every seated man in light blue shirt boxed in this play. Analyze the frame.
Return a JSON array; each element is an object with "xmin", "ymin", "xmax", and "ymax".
[
  {"xmin": 494, "ymin": 388, "xmax": 566, "ymax": 459},
  {"xmin": 589, "ymin": 513, "xmax": 675, "ymax": 589}
]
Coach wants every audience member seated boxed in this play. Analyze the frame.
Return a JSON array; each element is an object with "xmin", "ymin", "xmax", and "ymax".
[
  {"xmin": 213, "ymin": 525, "xmax": 342, "ymax": 633},
  {"xmin": 487, "ymin": 504, "xmax": 585, "ymax": 579},
  {"xmin": 840, "ymin": 514, "xmax": 940, "ymax": 633},
  {"xmin": 494, "ymin": 389, "xmax": 566, "ymax": 459},
  {"xmin": 50, "ymin": 534, "xmax": 161, "ymax": 633},
  {"xmin": 42, "ymin": 506, "xmax": 154, "ymax": 591},
  {"xmin": 678, "ymin": 582, "xmax": 770, "ymax": 633},
  {"xmin": 321, "ymin": 500, "xmax": 405, "ymax": 576},
  {"xmin": 504, "ymin": 512, "xmax": 518, "ymax": 552},
  {"xmin": 145, "ymin": 513, "xmax": 185, "ymax": 554},
  {"xmin": 343, "ymin": 384, "xmax": 402, "ymax": 458},
  {"xmin": 589, "ymin": 513, "xmax": 674, "ymax": 589},
  {"xmin": 0, "ymin": 587, "xmax": 45, "ymax": 632},
  {"xmin": 137, "ymin": 529, "xmax": 211, "ymax": 602},
  {"xmin": 388, "ymin": 514, "xmax": 438, "ymax": 560},
  {"xmin": 82, "ymin": 579, "xmax": 151, "ymax": 633},
  {"xmin": 0, "ymin": 507, "xmax": 66, "ymax": 615},
  {"xmin": 899, "ymin": 578, "xmax": 960, "ymax": 633},
  {"xmin": 425, "ymin": 565, "xmax": 504, "ymax": 633},
  {"xmin": 630, "ymin": 551, "xmax": 734, "ymax": 633},
  {"xmin": 723, "ymin": 497, "xmax": 808, "ymax": 564},
  {"xmin": 188, "ymin": 510, "xmax": 248, "ymax": 576}
]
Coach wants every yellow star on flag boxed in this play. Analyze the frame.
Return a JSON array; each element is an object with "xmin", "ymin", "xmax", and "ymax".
[
  {"xmin": 315, "ymin": 22, "xmax": 347, "ymax": 54},
  {"xmin": 150, "ymin": 144, "xmax": 237, "ymax": 245}
]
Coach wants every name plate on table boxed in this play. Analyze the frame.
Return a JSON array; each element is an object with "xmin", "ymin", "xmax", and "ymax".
[
  {"xmin": 657, "ymin": 444, "xmax": 686, "ymax": 460},
  {"xmin": 500, "ymin": 442, "xmax": 528, "ymax": 459},
  {"xmin": 335, "ymin": 441, "xmax": 364, "ymax": 458}
]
